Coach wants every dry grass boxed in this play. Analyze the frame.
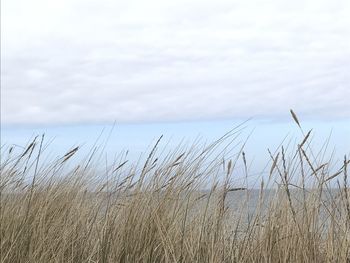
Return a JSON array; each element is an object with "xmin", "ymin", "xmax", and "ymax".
[{"xmin": 1, "ymin": 120, "xmax": 349, "ymax": 262}]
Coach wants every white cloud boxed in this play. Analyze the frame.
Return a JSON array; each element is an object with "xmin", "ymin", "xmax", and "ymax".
[{"xmin": 2, "ymin": 0, "xmax": 350, "ymax": 124}]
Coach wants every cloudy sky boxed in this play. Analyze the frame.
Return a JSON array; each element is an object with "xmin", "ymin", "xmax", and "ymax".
[
  {"xmin": 2, "ymin": 0, "xmax": 350, "ymax": 125},
  {"xmin": 1, "ymin": 0, "xmax": 349, "ymax": 168}
]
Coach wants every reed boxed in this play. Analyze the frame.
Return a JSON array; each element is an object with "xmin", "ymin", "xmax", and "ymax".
[{"xmin": 1, "ymin": 116, "xmax": 349, "ymax": 262}]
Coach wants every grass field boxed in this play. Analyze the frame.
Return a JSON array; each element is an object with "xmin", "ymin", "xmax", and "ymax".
[{"xmin": 1, "ymin": 116, "xmax": 349, "ymax": 262}]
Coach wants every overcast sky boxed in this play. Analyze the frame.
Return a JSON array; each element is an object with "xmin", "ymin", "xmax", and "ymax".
[{"xmin": 2, "ymin": 0, "xmax": 350, "ymax": 125}]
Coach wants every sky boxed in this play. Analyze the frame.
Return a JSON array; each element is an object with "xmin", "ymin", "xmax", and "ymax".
[{"xmin": 1, "ymin": 0, "xmax": 350, "ymax": 172}]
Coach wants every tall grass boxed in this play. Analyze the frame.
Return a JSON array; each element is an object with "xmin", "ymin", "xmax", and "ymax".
[{"xmin": 1, "ymin": 118, "xmax": 349, "ymax": 262}]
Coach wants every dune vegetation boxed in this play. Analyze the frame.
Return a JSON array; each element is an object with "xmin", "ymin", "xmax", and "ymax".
[{"xmin": 1, "ymin": 114, "xmax": 349, "ymax": 262}]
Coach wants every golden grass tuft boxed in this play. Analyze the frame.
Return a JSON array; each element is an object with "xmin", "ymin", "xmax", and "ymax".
[{"xmin": 1, "ymin": 123, "xmax": 349, "ymax": 262}]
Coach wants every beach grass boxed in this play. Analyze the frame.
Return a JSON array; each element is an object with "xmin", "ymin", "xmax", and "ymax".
[{"xmin": 1, "ymin": 118, "xmax": 349, "ymax": 262}]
